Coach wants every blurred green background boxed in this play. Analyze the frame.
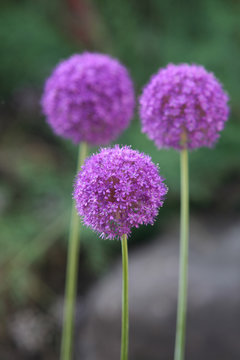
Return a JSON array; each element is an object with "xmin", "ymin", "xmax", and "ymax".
[{"xmin": 0, "ymin": 0, "xmax": 240, "ymax": 358}]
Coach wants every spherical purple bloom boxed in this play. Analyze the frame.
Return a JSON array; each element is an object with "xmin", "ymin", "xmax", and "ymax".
[
  {"xmin": 74, "ymin": 145, "xmax": 168, "ymax": 239},
  {"xmin": 41, "ymin": 53, "xmax": 135, "ymax": 145},
  {"xmin": 139, "ymin": 64, "xmax": 229, "ymax": 150}
]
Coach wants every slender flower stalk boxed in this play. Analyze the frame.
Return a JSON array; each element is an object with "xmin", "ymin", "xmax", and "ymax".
[
  {"xmin": 121, "ymin": 234, "xmax": 129, "ymax": 360},
  {"xmin": 60, "ymin": 142, "xmax": 88, "ymax": 360},
  {"xmin": 174, "ymin": 147, "xmax": 189, "ymax": 360}
]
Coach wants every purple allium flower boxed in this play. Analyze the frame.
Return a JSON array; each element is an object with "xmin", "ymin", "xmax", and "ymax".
[
  {"xmin": 74, "ymin": 145, "xmax": 168, "ymax": 239},
  {"xmin": 41, "ymin": 53, "xmax": 135, "ymax": 145},
  {"xmin": 139, "ymin": 64, "xmax": 229, "ymax": 150}
]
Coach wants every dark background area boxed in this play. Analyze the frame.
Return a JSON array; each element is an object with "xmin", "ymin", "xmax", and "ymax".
[{"xmin": 0, "ymin": 0, "xmax": 240, "ymax": 359}]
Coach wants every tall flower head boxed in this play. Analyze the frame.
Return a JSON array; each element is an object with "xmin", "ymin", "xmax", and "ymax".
[
  {"xmin": 41, "ymin": 53, "xmax": 135, "ymax": 145},
  {"xmin": 74, "ymin": 145, "xmax": 168, "ymax": 239},
  {"xmin": 139, "ymin": 64, "xmax": 229, "ymax": 150}
]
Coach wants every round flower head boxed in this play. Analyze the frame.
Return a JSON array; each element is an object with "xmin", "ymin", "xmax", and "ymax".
[
  {"xmin": 41, "ymin": 53, "xmax": 135, "ymax": 145},
  {"xmin": 139, "ymin": 64, "xmax": 229, "ymax": 150},
  {"xmin": 74, "ymin": 145, "xmax": 168, "ymax": 239}
]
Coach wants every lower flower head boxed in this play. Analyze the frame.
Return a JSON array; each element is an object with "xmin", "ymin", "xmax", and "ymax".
[
  {"xmin": 140, "ymin": 64, "xmax": 229, "ymax": 150},
  {"xmin": 41, "ymin": 53, "xmax": 135, "ymax": 145},
  {"xmin": 73, "ymin": 145, "xmax": 168, "ymax": 239}
]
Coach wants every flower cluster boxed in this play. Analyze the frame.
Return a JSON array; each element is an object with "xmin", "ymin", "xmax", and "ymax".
[
  {"xmin": 41, "ymin": 53, "xmax": 135, "ymax": 145},
  {"xmin": 139, "ymin": 64, "xmax": 229, "ymax": 150},
  {"xmin": 74, "ymin": 146, "xmax": 168, "ymax": 239}
]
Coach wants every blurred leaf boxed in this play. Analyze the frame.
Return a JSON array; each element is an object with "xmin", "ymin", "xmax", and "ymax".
[{"xmin": 0, "ymin": 3, "xmax": 74, "ymax": 96}]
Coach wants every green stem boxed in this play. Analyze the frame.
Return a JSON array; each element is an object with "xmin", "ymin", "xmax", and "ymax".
[
  {"xmin": 60, "ymin": 142, "xmax": 88, "ymax": 360},
  {"xmin": 174, "ymin": 148, "xmax": 189, "ymax": 360},
  {"xmin": 121, "ymin": 234, "xmax": 129, "ymax": 360}
]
